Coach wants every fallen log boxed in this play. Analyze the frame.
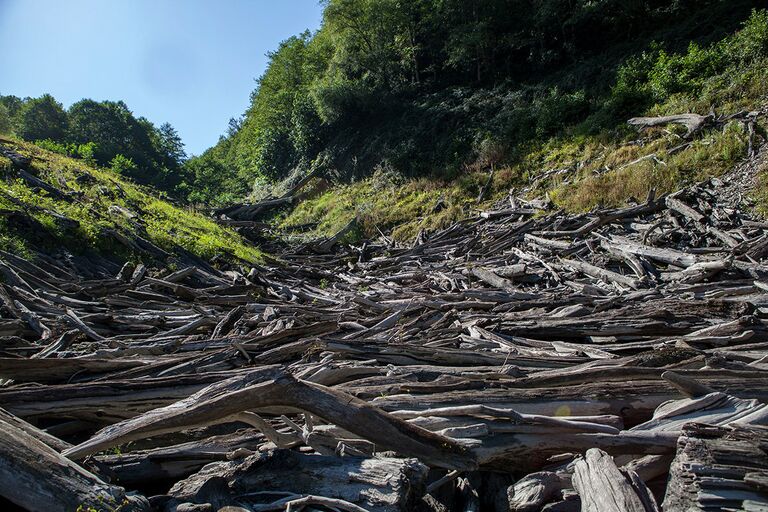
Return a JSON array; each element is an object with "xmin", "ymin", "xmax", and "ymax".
[
  {"xmin": 64, "ymin": 370, "xmax": 476, "ymax": 470},
  {"xmin": 663, "ymin": 423, "xmax": 768, "ymax": 510},
  {"xmin": 163, "ymin": 449, "xmax": 427, "ymax": 512},
  {"xmin": 0, "ymin": 414, "xmax": 148, "ymax": 512},
  {"xmin": 573, "ymin": 448, "xmax": 659, "ymax": 512},
  {"xmin": 627, "ymin": 113, "xmax": 713, "ymax": 137}
]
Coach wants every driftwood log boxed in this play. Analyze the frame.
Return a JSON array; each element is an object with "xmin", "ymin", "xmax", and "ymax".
[
  {"xmin": 627, "ymin": 113, "xmax": 714, "ymax": 137},
  {"xmin": 0, "ymin": 416, "xmax": 148, "ymax": 512}
]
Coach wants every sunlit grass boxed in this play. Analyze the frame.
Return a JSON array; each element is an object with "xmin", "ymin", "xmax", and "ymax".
[{"xmin": 0, "ymin": 137, "xmax": 262, "ymax": 264}]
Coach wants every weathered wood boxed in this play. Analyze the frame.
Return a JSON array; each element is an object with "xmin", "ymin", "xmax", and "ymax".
[
  {"xmin": 64, "ymin": 370, "xmax": 476, "ymax": 470},
  {"xmin": 628, "ymin": 113, "xmax": 713, "ymax": 136},
  {"xmin": 506, "ymin": 471, "xmax": 566, "ymax": 511},
  {"xmin": 0, "ymin": 415, "xmax": 148, "ymax": 512},
  {"xmin": 2, "ymin": 153, "xmax": 768, "ymax": 506},
  {"xmin": 163, "ymin": 449, "xmax": 427, "ymax": 512},
  {"xmin": 663, "ymin": 424, "xmax": 768, "ymax": 510},
  {"xmin": 573, "ymin": 448, "xmax": 657, "ymax": 512}
]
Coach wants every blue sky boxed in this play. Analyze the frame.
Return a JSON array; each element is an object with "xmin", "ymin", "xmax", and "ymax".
[{"xmin": 0, "ymin": 0, "xmax": 323, "ymax": 155}]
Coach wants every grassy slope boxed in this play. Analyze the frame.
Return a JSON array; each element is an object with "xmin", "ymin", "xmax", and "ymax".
[
  {"xmin": 280, "ymin": 52, "xmax": 768, "ymax": 244},
  {"xmin": 0, "ymin": 137, "xmax": 261, "ymax": 264}
]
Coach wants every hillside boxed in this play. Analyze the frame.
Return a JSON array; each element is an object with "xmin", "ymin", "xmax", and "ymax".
[
  {"xmin": 0, "ymin": 136, "xmax": 261, "ymax": 269},
  {"xmin": 5, "ymin": 132, "xmax": 768, "ymax": 511},
  {"xmin": 185, "ymin": 1, "xmax": 766, "ymax": 209},
  {"xmin": 217, "ymin": 7, "xmax": 763, "ymax": 246}
]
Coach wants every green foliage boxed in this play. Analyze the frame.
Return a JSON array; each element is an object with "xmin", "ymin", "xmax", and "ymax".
[
  {"xmin": 2, "ymin": 93, "xmax": 186, "ymax": 195},
  {"xmin": 15, "ymin": 94, "xmax": 68, "ymax": 142},
  {"xmin": 32, "ymin": 139, "xmax": 68, "ymax": 155},
  {"xmin": 77, "ymin": 141, "xmax": 98, "ymax": 166},
  {"xmin": 190, "ymin": 0, "xmax": 763, "ymax": 207},
  {"xmin": 179, "ymin": 149, "xmax": 241, "ymax": 206},
  {"xmin": 0, "ymin": 103, "xmax": 11, "ymax": 135},
  {"xmin": 67, "ymin": 99, "xmax": 185, "ymax": 189},
  {"xmin": 608, "ymin": 9, "xmax": 768, "ymax": 115},
  {"xmin": 281, "ymin": 167, "xmax": 470, "ymax": 242},
  {"xmin": 0, "ymin": 95, "xmax": 23, "ymax": 120},
  {"xmin": 551, "ymin": 122, "xmax": 749, "ymax": 212},
  {"xmin": 0, "ymin": 218, "xmax": 30, "ymax": 257},
  {"xmin": 109, "ymin": 154, "xmax": 137, "ymax": 175},
  {"xmin": 33, "ymin": 139, "xmax": 98, "ymax": 165}
]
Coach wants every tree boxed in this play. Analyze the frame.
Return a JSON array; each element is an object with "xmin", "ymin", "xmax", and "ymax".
[
  {"xmin": 67, "ymin": 100, "xmax": 173, "ymax": 186},
  {"xmin": 0, "ymin": 95, "xmax": 23, "ymax": 119},
  {"xmin": 0, "ymin": 103, "xmax": 11, "ymax": 135},
  {"xmin": 157, "ymin": 123, "xmax": 186, "ymax": 166},
  {"xmin": 67, "ymin": 99, "xmax": 132, "ymax": 164},
  {"xmin": 233, "ymin": 31, "xmax": 325, "ymax": 181},
  {"xmin": 0, "ymin": 95, "xmax": 23, "ymax": 131},
  {"xmin": 15, "ymin": 94, "xmax": 68, "ymax": 141},
  {"xmin": 180, "ymin": 150, "xmax": 240, "ymax": 206}
]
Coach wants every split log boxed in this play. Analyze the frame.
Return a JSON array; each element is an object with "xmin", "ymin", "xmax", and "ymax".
[
  {"xmin": 64, "ymin": 370, "xmax": 476, "ymax": 470},
  {"xmin": 663, "ymin": 424, "xmax": 768, "ymax": 510},
  {"xmin": 95, "ymin": 430, "xmax": 265, "ymax": 486},
  {"xmin": 572, "ymin": 448, "xmax": 658, "ymax": 512},
  {"xmin": 505, "ymin": 471, "xmax": 566, "ymax": 511}
]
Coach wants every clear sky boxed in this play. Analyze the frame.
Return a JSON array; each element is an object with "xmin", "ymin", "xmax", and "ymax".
[{"xmin": 0, "ymin": 0, "xmax": 323, "ymax": 155}]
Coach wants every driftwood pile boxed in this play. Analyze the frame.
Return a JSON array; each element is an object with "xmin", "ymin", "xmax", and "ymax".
[{"xmin": 2, "ymin": 172, "xmax": 768, "ymax": 511}]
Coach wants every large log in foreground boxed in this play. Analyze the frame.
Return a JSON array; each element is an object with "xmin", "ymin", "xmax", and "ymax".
[
  {"xmin": 0, "ymin": 416, "xmax": 148, "ymax": 512},
  {"xmin": 162, "ymin": 449, "xmax": 428, "ymax": 512},
  {"xmin": 64, "ymin": 370, "xmax": 476, "ymax": 470}
]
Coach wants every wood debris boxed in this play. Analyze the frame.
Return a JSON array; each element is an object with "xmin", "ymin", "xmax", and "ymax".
[{"xmin": 2, "ymin": 173, "xmax": 768, "ymax": 510}]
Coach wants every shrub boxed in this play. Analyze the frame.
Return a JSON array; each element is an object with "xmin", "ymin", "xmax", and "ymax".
[
  {"xmin": 724, "ymin": 9, "xmax": 768, "ymax": 63},
  {"xmin": 611, "ymin": 9, "xmax": 768, "ymax": 107},
  {"xmin": 110, "ymin": 154, "xmax": 137, "ymax": 175},
  {"xmin": 34, "ymin": 140, "xmax": 99, "ymax": 166},
  {"xmin": 75, "ymin": 142, "xmax": 98, "ymax": 166},
  {"xmin": 34, "ymin": 139, "xmax": 69, "ymax": 155}
]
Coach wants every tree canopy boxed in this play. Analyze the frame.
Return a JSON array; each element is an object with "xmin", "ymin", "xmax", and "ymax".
[
  {"xmin": 15, "ymin": 94, "xmax": 68, "ymax": 142},
  {"xmin": 180, "ymin": 0, "xmax": 765, "ymax": 206},
  {"xmin": 1, "ymin": 94, "xmax": 186, "ymax": 193}
]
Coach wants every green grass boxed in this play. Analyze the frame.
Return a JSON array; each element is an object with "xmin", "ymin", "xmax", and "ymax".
[
  {"xmin": 548, "ymin": 122, "xmax": 750, "ymax": 211},
  {"xmin": 281, "ymin": 172, "xmax": 474, "ymax": 242},
  {"xmin": 0, "ymin": 137, "xmax": 262, "ymax": 264}
]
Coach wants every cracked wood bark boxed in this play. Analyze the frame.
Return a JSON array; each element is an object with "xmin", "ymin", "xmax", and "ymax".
[
  {"xmin": 663, "ymin": 424, "xmax": 768, "ymax": 510},
  {"xmin": 560, "ymin": 258, "xmax": 642, "ymax": 289},
  {"xmin": 0, "ymin": 415, "xmax": 148, "ymax": 512},
  {"xmin": 164, "ymin": 449, "xmax": 427, "ymax": 512},
  {"xmin": 369, "ymin": 377, "xmax": 768, "ymax": 426},
  {"xmin": 573, "ymin": 448, "xmax": 658, "ymax": 512},
  {"xmin": 0, "ymin": 369, "xmax": 256, "ymax": 423},
  {"xmin": 0, "ymin": 357, "xmax": 148, "ymax": 382},
  {"xmin": 94, "ymin": 430, "xmax": 265, "ymax": 486}
]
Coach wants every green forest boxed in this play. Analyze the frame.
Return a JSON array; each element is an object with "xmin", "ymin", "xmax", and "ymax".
[
  {"xmin": 3, "ymin": 0, "xmax": 768, "ymax": 215},
  {"xmin": 184, "ymin": 0, "xmax": 768, "ymax": 206}
]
